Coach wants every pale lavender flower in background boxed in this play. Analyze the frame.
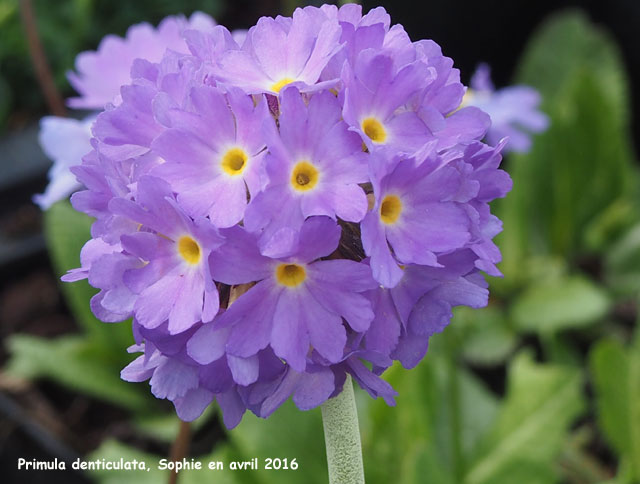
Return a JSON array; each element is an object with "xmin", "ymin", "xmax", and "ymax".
[
  {"xmin": 33, "ymin": 115, "xmax": 95, "ymax": 209},
  {"xmin": 463, "ymin": 63, "xmax": 549, "ymax": 152}
]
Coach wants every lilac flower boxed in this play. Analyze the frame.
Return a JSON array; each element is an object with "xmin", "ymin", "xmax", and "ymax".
[
  {"xmin": 212, "ymin": 8, "xmax": 342, "ymax": 95},
  {"xmin": 189, "ymin": 217, "xmax": 377, "ymax": 372},
  {"xmin": 151, "ymin": 86, "xmax": 271, "ymax": 227},
  {"xmin": 342, "ymin": 52, "xmax": 431, "ymax": 155},
  {"xmin": 464, "ymin": 63, "xmax": 549, "ymax": 152},
  {"xmin": 109, "ymin": 176, "xmax": 223, "ymax": 334},
  {"xmin": 361, "ymin": 147, "xmax": 473, "ymax": 288},
  {"xmin": 366, "ymin": 251, "xmax": 489, "ymax": 368},
  {"xmin": 244, "ymin": 87, "xmax": 368, "ymax": 256}
]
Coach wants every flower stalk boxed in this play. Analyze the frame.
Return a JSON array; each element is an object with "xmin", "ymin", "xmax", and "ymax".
[{"xmin": 321, "ymin": 375, "xmax": 365, "ymax": 484}]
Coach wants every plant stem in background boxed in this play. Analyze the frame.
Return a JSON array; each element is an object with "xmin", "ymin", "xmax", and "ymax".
[
  {"xmin": 19, "ymin": 0, "xmax": 67, "ymax": 117},
  {"xmin": 167, "ymin": 420, "xmax": 191, "ymax": 484},
  {"xmin": 321, "ymin": 375, "xmax": 365, "ymax": 484}
]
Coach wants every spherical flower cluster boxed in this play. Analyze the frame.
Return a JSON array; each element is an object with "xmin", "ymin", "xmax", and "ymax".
[{"xmin": 64, "ymin": 4, "xmax": 512, "ymax": 427}]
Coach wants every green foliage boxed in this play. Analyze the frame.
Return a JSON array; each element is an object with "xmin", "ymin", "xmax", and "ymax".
[
  {"xmin": 2, "ymin": 200, "xmax": 155, "ymax": 411},
  {"xmin": 465, "ymin": 353, "xmax": 584, "ymax": 484},
  {"xmin": 495, "ymin": 10, "xmax": 638, "ymax": 284},
  {"xmin": 605, "ymin": 222, "xmax": 640, "ymax": 297},
  {"xmin": 228, "ymin": 400, "xmax": 327, "ymax": 484},
  {"xmin": 511, "ymin": 275, "xmax": 610, "ymax": 333},
  {"xmin": 590, "ymin": 335, "xmax": 640, "ymax": 481},
  {"xmin": 5, "ymin": 334, "xmax": 151, "ymax": 411},
  {"xmin": 454, "ymin": 305, "xmax": 518, "ymax": 365}
]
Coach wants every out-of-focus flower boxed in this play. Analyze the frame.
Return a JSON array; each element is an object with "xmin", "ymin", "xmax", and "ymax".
[
  {"xmin": 33, "ymin": 115, "xmax": 94, "ymax": 209},
  {"xmin": 463, "ymin": 63, "xmax": 549, "ymax": 152}
]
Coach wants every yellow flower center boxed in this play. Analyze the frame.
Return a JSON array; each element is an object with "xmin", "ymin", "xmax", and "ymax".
[
  {"xmin": 221, "ymin": 148, "xmax": 248, "ymax": 176},
  {"xmin": 275, "ymin": 263, "xmax": 306, "ymax": 287},
  {"xmin": 177, "ymin": 236, "xmax": 201, "ymax": 265},
  {"xmin": 380, "ymin": 195, "xmax": 402, "ymax": 224},
  {"xmin": 271, "ymin": 77, "xmax": 295, "ymax": 93},
  {"xmin": 361, "ymin": 117, "xmax": 387, "ymax": 143},
  {"xmin": 291, "ymin": 161, "xmax": 319, "ymax": 192}
]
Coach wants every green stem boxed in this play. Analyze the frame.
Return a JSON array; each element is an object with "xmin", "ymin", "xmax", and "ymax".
[{"xmin": 321, "ymin": 375, "xmax": 365, "ymax": 484}]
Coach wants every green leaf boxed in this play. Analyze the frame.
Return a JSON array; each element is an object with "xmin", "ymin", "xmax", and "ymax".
[
  {"xmin": 511, "ymin": 275, "xmax": 610, "ymax": 333},
  {"xmin": 605, "ymin": 222, "xmax": 640, "ymax": 296},
  {"xmin": 227, "ymin": 400, "xmax": 327, "ymax": 484},
  {"xmin": 516, "ymin": 10, "xmax": 628, "ymax": 117},
  {"xmin": 361, "ymin": 356, "xmax": 498, "ymax": 484},
  {"xmin": 44, "ymin": 200, "xmax": 133, "ymax": 351},
  {"xmin": 454, "ymin": 305, "xmax": 518, "ymax": 365},
  {"xmin": 495, "ymin": 10, "xmax": 638, "ymax": 280},
  {"xmin": 5, "ymin": 334, "xmax": 151, "ymax": 412},
  {"xmin": 464, "ymin": 352, "xmax": 584, "ymax": 484},
  {"xmin": 589, "ymin": 337, "xmax": 640, "ymax": 480}
]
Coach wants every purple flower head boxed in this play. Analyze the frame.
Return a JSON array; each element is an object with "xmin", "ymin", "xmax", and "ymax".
[
  {"xmin": 244, "ymin": 86, "xmax": 368, "ymax": 257},
  {"xmin": 465, "ymin": 63, "xmax": 549, "ymax": 152},
  {"xmin": 59, "ymin": 5, "xmax": 516, "ymax": 426},
  {"xmin": 212, "ymin": 8, "xmax": 343, "ymax": 95},
  {"xmin": 109, "ymin": 176, "xmax": 223, "ymax": 334}
]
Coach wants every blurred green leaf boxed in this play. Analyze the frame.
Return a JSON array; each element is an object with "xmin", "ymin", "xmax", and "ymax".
[
  {"xmin": 496, "ymin": 10, "xmax": 638, "ymax": 282},
  {"xmin": 464, "ymin": 352, "xmax": 584, "ymax": 484},
  {"xmin": 454, "ymin": 305, "xmax": 518, "ymax": 365},
  {"xmin": 361, "ymin": 356, "xmax": 498, "ymax": 484},
  {"xmin": 227, "ymin": 400, "xmax": 327, "ymax": 484},
  {"xmin": 44, "ymin": 200, "xmax": 133, "ymax": 351},
  {"xmin": 605, "ymin": 223, "xmax": 640, "ymax": 296},
  {"xmin": 590, "ymin": 336, "xmax": 640, "ymax": 481},
  {"xmin": 5, "ymin": 334, "xmax": 151, "ymax": 411},
  {"xmin": 511, "ymin": 275, "xmax": 610, "ymax": 333}
]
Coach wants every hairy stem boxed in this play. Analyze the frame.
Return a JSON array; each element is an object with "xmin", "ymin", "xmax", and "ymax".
[{"xmin": 321, "ymin": 375, "xmax": 365, "ymax": 484}]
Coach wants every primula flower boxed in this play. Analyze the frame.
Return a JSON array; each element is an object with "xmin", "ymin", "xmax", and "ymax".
[
  {"xmin": 463, "ymin": 63, "xmax": 549, "ymax": 152},
  {"xmin": 151, "ymin": 86, "xmax": 271, "ymax": 227},
  {"xmin": 213, "ymin": 8, "xmax": 342, "ymax": 94},
  {"xmin": 361, "ymin": 147, "xmax": 472, "ymax": 287},
  {"xmin": 342, "ymin": 52, "xmax": 431, "ymax": 155},
  {"xmin": 109, "ymin": 176, "xmax": 223, "ymax": 333},
  {"xmin": 57, "ymin": 4, "xmax": 520, "ymax": 426},
  {"xmin": 244, "ymin": 87, "xmax": 368, "ymax": 256},
  {"xmin": 189, "ymin": 217, "xmax": 377, "ymax": 372}
]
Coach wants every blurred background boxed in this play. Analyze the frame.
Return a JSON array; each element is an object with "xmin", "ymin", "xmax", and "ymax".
[{"xmin": 0, "ymin": 0, "xmax": 638, "ymax": 483}]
